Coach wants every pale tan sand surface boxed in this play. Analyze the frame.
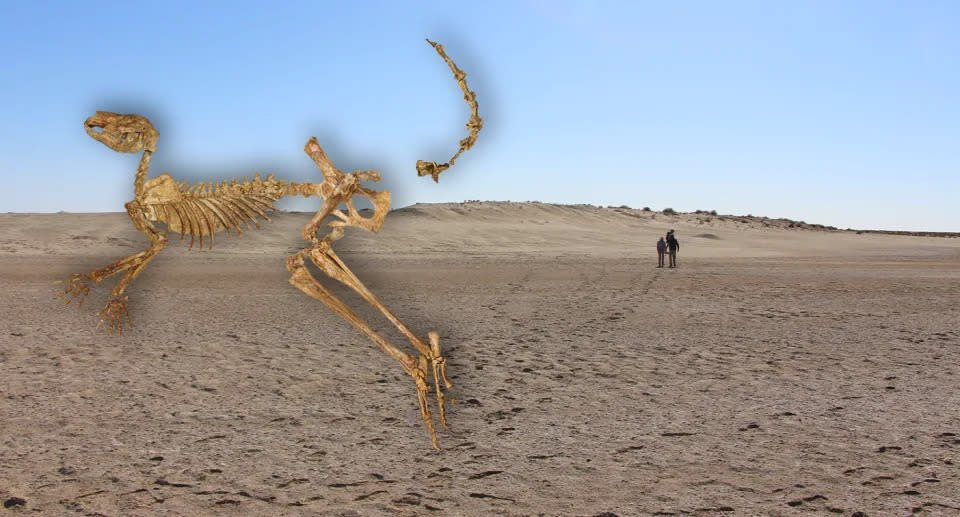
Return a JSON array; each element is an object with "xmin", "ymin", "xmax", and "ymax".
[{"xmin": 1, "ymin": 203, "xmax": 959, "ymax": 516}]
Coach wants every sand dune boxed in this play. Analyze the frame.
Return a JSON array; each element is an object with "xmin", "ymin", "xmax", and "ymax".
[
  {"xmin": 1, "ymin": 203, "xmax": 959, "ymax": 516},
  {"xmin": 5, "ymin": 202, "xmax": 956, "ymax": 259}
]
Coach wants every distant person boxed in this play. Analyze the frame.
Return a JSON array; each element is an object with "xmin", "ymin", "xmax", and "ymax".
[
  {"xmin": 656, "ymin": 237, "xmax": 666, "ymax": 267},
  {"xmin": 667, "ymin": 230, "xmax": 680, "ymax": 268}
]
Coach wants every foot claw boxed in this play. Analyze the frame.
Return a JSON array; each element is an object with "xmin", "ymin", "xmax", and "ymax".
[
  {"xmin": 405, "ymin": 333, "xmax": 455, "ymax": 448},
  {"xmin": 96, "ymin": 296, "xmax": 132, "ymax": 336},
  {"xmin": 428, "ymin": 332, "xmax": 452, "ymax": 430}
]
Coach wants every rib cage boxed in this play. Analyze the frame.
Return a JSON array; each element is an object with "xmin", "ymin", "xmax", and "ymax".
[{"xmin": 141, "ymin": 172, "xmax": 318, "ymax": 250}]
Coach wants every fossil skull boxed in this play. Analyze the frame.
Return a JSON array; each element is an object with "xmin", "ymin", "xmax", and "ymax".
[{"xmin": 85, "ymin": 111, "xmax": 159, "ymax": 153}]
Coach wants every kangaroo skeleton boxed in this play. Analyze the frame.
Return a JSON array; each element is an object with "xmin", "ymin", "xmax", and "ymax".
[{"xmin": 57, "ymin": 39, "xmax": 482, "ymax": 449}]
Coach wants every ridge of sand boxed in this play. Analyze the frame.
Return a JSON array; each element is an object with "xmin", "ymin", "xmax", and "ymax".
[{"xmin": 3, "ymin": 202, "xmax": 957, "ymax": 260}]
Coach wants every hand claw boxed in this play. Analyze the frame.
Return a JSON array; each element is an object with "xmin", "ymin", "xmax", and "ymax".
[
  {"xmin": 96, "ymin": 296, "xmax": 132, "ymax": 336},
  {"xmin": 58, "ymin": 273, "xmax": 91, "ymax": 308}
]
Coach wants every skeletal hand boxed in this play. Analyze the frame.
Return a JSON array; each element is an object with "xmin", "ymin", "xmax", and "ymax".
[
  {"xmin": 57, "ymin": 273, "xmax": 92, "ymax": 308},
  {"xmin": 96, "ymin": 296, "xmax": 132, "ymax": 336}
]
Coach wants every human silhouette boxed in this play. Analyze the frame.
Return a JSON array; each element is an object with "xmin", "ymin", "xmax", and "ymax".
[{"xmin": 666, "ymin": 230, "xmax": 680, "ymax": 268}]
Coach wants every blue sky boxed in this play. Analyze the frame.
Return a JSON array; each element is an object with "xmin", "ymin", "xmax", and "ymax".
[{"xmin": 1, "ymin": 1, "xmax": 957, "ymax": 231}]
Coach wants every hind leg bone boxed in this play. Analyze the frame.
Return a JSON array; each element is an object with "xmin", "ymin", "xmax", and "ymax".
[{"xmin": 286, "ymin": 249, "xmax": 451, "ymax": 448}]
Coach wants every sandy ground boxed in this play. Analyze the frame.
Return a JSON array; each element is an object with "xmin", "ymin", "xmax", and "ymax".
[{"xmin": 1, "ymin": 202, "xmax": 959, "ymax": 516}]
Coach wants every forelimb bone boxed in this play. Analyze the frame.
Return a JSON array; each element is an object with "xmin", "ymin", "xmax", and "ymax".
[{"xmin": 58, "ymin": 200, "xmax": 168, "ymax": 335}]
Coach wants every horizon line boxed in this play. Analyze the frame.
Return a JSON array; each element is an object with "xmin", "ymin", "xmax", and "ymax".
[{"xmin": 3, "ymin": 201, "xmax": 956, "ymax": 235}]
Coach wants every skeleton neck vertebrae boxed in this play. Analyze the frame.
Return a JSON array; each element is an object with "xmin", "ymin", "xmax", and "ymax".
[{"xmin": 57, "ymin": 38, "xmax": 482, "ymax": 449}]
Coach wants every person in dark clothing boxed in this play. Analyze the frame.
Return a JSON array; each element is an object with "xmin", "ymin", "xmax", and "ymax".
[
  {"xmin": 656, "ymin": 237, "xmax": 666, "ymax": 267},
  {"xmin": 666, "ymin": 230, "xmax": 679, "ymax": 268}
]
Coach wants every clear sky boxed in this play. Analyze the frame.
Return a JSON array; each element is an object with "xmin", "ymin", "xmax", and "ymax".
[{"xmin": 2, "ymin": 1, "xmax": 957, "ymax": 231}]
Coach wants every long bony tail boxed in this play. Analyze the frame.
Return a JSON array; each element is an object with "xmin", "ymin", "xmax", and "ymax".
[{"xmin": 415, "ymin": 39, "xmax": 484, "ymax": 183}]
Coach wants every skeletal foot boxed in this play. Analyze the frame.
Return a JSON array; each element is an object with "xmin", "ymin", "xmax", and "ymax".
[
  {"xmin": 57, "ymin": 273, "xmax": 92, "ymax": 308},
  {"xmin": 405, "ymin": 334, "xmax": 455, "ymax": 449},
  {"xmin": 408, "ymin": 356, "xmax": 439, "ymax": 449},
  {"xmin": 96, "ymin": 296, "xmax": 132, "ymax": 336},
  {"xmin": 429, "ymin": 332, "xmax": 453, "ymax": 429}
]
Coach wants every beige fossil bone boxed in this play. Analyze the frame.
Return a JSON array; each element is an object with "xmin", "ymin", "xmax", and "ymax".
[
  {"xmin": 57, "ymin": 39, "xmax": 481, "ymax": 448},
  {"xmin": 416, "ymin": 39, "xmax": 483, "ymax": 183}
]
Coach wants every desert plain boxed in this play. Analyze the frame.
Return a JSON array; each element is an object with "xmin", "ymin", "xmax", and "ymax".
[{"xmin": 1, "ymin": 202, "xmax": 958, "ymax": 516}]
